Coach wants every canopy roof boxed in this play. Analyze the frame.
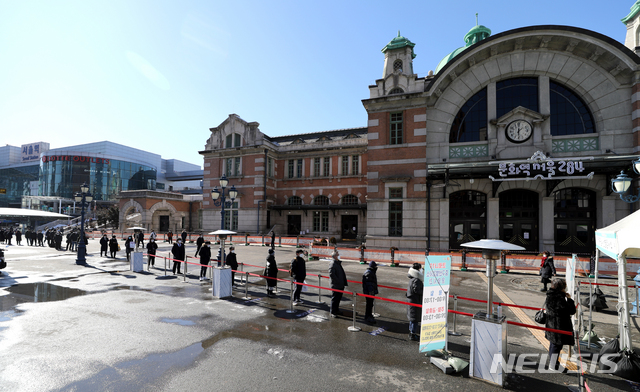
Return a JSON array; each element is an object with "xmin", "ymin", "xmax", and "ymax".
[
  {"xmin": 0, "ymin": 208, "xmax": 70, "ymax": 219},
  {"xmin": 595, "ymin": 210, "xmax": 640, "ymax": 259}
]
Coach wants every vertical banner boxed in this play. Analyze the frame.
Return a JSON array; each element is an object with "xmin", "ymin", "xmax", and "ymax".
[
  {"xmin": 566, "ymin": 254, "xmax": 577, "ymax": 326},
  {"xmin": 419, "ymin": 255, "xmax": 452, "ymax": 353}
]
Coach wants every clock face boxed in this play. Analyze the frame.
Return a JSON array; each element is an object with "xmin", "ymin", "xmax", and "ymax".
[{"xmin": 506, "ymin": 120, "xmax": 532, "ymax": 143}]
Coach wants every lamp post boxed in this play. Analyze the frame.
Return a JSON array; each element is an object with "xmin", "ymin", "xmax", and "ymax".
[
  {"xmin": 211, "ymin": 175, "xmax": 238, "ymax": 231},
  {"xmin": 74, "ymin": 182, "xmax": 93, "ymax": 265},
  {"xmin": 611, "ymin": 157, "xmax": 640, "ymax": 203}
]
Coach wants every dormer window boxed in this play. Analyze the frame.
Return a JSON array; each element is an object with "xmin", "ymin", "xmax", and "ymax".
[
  {"xmin": 389, "ymin": 88, "xmax": 404, "ymax": 95},
  {"xmin": 393, "ymin": 59, "xmax": 403, "ymax": 72},
  {"xmin": 225, "ymin": 133, "xmax": 242, "ymax": 148}
]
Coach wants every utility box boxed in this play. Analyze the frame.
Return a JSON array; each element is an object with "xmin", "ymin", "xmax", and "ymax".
[
  {"xmin": 469, "ymin": 312, "xmax": 508, "ymax": 387},
  {"xmin": 212, "ymin": 266, "xmax": 233, "ymax": 298},
  {"xmin": 131, "ymin": 251, "xmax": 144, "ymax": 272}
]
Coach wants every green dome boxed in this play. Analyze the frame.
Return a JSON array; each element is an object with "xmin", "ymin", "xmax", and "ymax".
[
  {"xmin": 435, "ymin": 23, "xmax": 491, "ymax": 74},
  {"xmin": 382, "ymin": 31, "xmax": 416, "ymax": 59}
]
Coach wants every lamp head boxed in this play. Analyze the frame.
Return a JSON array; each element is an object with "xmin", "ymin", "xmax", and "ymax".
[
  {"xmin": 633, "ymin": 157, "xmax": 640, "ymax": 175},
  {"xmin": 612, "ymin": 171, "xmax": 632, "ymax": 194},
  {"xmin": 85, "ymin": 194, "xmax": 93, "ymax": 202},
  {"xmin": 80, "ymin": 183, "xmax": 89, "ymax": 194},
  {"xmin": 211, "ymin": 188, "xmax": 220, "ymax": 200},
  {"xmin": 219, "ymin": 175, "xmax": 228, "ymax": 188},
  {"xmin": 228, "ymin": 185, "xmax": 238, "ymax": 200},
  {"xmin": 74, "ymin": 193, "xmax": 82, "ymax": 202}
]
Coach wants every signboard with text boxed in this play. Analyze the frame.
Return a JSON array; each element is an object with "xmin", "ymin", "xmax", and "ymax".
[
  {"xmin": 419, "ymin": 255, "xmax": 451, "ymax": 353},
  {"xmin": 489, "ymin": 151, "xmax": 594, "ymax": 182},
  {"xmin": 21, "ymin": 142, "xmax": 49, "ymax": 163}
]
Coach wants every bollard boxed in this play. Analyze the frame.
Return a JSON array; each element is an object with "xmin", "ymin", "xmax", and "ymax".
[
  {"xmin": 286, "ymin": 280, "xmax": 296, "ymax": 314},
  {"xmin": 461, "ymin": 249, "xmax": 467, "ymax": 271},
  {"xmin": 245, "ymin": 233, "xmax": 249, "ymax": 246},
  {"xmin": 279, "ymin": 235, "xmax": 282, "ymax": 247},
  {"xmin": 348, "ymin": 293, "xmax": 361, "ymax": 332},
  {"xmin": 497, "ymin": 303, "xmax": 502, "ymax": 318},
  {"xmin": 448, "ymin": 294, "xmax": 462, "ymax": 336},
  {"xmin": 183, "ymin": 259, "xmax": 187, "ymax": 283},
  {"xmin": 296, "ymin": 235, "xmax": 300, "ymax": 248},
  {"xmin": 316, "ymin": 275, "xmax": 325, "ymax": 304},
  {"xmin": 239, "ymin": 262, "xmax": 245, "ymax": 285},
  {"xmin": 242, "ymin": 272, "xmax": 251, "ymax": 300},
  {"xmin": 389, "ymin": 247, "xmax": 396, "ymax": 267},
  {"xmin": 261, "ymin": 235, "xmax": 265, "ymax": 246}
]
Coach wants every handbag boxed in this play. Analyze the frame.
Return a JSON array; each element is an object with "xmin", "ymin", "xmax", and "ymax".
[{"xmin": 534, "ymin": 299, "xmax": 547, "ymax": 324}]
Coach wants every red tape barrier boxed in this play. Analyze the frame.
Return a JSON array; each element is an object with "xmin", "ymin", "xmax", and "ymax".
[{"xmin": 579, "ymin": 281, "xmax": 620, "ymax": 288}]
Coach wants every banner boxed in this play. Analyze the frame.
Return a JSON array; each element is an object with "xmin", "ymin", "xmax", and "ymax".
[{"xmin": 419, "ymin": 255, "xmax": 451, "ymax": 353}]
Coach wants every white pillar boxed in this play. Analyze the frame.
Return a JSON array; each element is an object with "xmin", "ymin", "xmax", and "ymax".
[
  {"xmin": 487, "ymin": 198, "xmax": 499, "ymax": 239},
  {"xmin": 618, "ymin": 254, "xmax": 632, "ymax": 350},
  {"xmin": 541, "ymin": 197, "xmax": 555, "ymax": 253}
]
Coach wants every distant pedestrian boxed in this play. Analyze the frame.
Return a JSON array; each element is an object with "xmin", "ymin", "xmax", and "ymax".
[
  {"xmin": 136, "ymin": 231, "xmax": 144, "ymax": 248},
  {"xmin": 328, "ymin": 250, "xmax": 348, "ymax": 317},
  {"xmin": 195, "ymin": 234, "xmax": 205, "ymax": 256},
  {"xmin": 109, "ymin": 235, "xmax": 118, "ymax": 258},
  {"xmin": 99, "ymin": 233, "xmax": 109, "ymax": 257},
  {"xmin": 167, "ymin": 230, "xmax": 173, "ymax": 244},
  {"xmin": 181, "ymin": 230, "xmax": 188, "ymax": 244},
  {"xmin": 125, "ymin": 236, "xmax": 134, "ymax": 261},
  {"xmin": 199, "ymin": 241, "xmax": 211, "ymax": 281},
  {"xmin": 226, "ymin": 246, "xmax": 238, "ymax": 285},
  {"xmin": 540, "ymin": 251, "xmax": 556, "ymax": 291},
  {"xmin": 362, "ymin": 261, "xmax": 379, "ymax": 324},
  {"xmin": 146, "ymin": 238, "xmax": 158, "ymax": 267},
  {"xmin": 264, "ymin": 248, "xmax": 278, "ymax": 297},
  {"xmin": 171, "ymin": 238, "xmax": 185, "ymax": 274},
  {"xmin": 290, "ymin": 249, "xmax": 306, "ymax": 305},
  {"xmin": 37, "ymin": 230, "xmax": 44, "ymax": 246},
  {"xmin": 406, "ymin": 263, "xmax": 423, "ymax": 341},
  {"xmin": 544, "ymin": 278, "xmax": 576, "ymax": 372},
  {"xmin": 15, "ymin": 229, "xmax": 22, "ymax": 245},
  {"xmin": 150, "ymin": 230, "xmax": 157, "ymax": 241}
]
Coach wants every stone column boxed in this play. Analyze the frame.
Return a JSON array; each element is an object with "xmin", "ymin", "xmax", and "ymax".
[
  {"xmin": 541, "ymin": 196, "xmax": 555, "ymax": 253},
  {"xmin": 487, "ymin": 198, "xmax": 499, "ymax": 239}
]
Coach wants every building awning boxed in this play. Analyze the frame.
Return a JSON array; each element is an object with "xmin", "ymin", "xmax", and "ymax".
[{"xmin": 0, "ymin": 208, "xmax": 70, "ymax": 219}]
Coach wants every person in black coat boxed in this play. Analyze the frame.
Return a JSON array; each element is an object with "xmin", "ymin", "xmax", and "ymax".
[
  {"xmin": 125, "ymin": 236, "xmax": 134, "ymax": 261},
  {"xmin": 226, "ymin": 246, "xmax": 238, "ymax": 285},
  {"xmin": 99, "ymin": 234, "xmax": 109, "ymax": 257},
  {"xmin": 171, "ymin": 239, "xmax": 185, "ymax": 274},
  {"xmin": 37, "ymin": 230, "xmax": 44, "ymax": 246},
  {"xmin": 195, "ymin": 234, "xmax": 205, "ymax": 256},
  {"xmin": 199, "ymin": 241, "xmax": 211, "ymax": 281},
  {"xmin": 181, "ymin": 230, "xmax": 188, "ymax": 244},
  {"xmin": 15, "ymin": 230, "xmax": 22, "ymax": 245},
  {"xmin": 146, "ymin": 238, "xmax": 158, "ymax": 267},
  {"xmin": 406, "ymin": 263, "xmax": 424, "ymax": 341},
  {"xmin": 290, "ymin": 249, "xmax": 306, "ymax": 304},
  {"xmin": 540, "ymin": 251, "xmax": 556, "ymax": 291},
  {"xmin": 328, "ymin": 250, "xmax": 348, "ymax": 316},
  {"xmin": 362, "ymin": 261, "xmax": 379, "ymax": 324},
  {"xmin": 109, "ymin": 235, "xmax": 118, "ymax": 258},
  {"xmin": 264, "ymin": 248, "xmax": 278, "ymax": 297},
  {"xmin": 544, "ymin": 278, "xmax": 576, "ymax": 371}
]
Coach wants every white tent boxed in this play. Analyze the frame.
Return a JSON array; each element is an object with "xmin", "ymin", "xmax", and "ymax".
[{"xmin": 595, "ymin": 210, "xmax": 640, "ymax": 351}]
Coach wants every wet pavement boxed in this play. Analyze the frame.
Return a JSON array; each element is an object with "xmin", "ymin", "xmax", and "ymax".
[{"xmin": 0, "ymin": 239, "xmax": 638, "ymax": 391}]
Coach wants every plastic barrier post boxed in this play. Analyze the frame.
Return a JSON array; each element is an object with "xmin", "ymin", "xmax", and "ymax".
[
  {"xmin": 296, "ymin": 235, "xmax": 300, "ymax": 248},
  {"xmin": 286, "ymin": 280, "xmax": 296, "ymax": 314},
  {"xmin": 348, "ymin": 293, "xmax": 361, "ymax": 332},
  {"xmin": 497, "ymin": 303, "xmax": 502, "ymax": 319},
  {"xmin": 245, "ymin": 233, "xmax": 249, "ymax": 246},
  {"xmin": 278, "ymin": 236, "xmax": 281, "ymax": 247},
  {"xmin": 316, "ymin": 275, "xmax": 325, "ymax": 304},
  {"xmin": 242, "ymin": 272, "xmax": 251, "ymax": 300},
  {"xmin": 449, "ymin": 294, "xmax": 462, "ymax": 336},
  {"xmin": 239, "ymin": 262, "xmax": 245, "ymax": 285}
]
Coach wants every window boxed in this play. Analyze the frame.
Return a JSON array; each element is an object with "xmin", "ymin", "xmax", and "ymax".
[
  {"xmin": 225, "ymin": 157, "xmax": 241, "ymax": 176},
  {"xmin": 550, "ymin": 81, "xmax": 595, "ymax": 136},
  {"xmin": 323, "ymin": 157, "xmax": 330, "ymax": 176},
  {"xmin": 223, "ymin": 200, "xmax": 238, "ymax": 230},
  {"xmin": 352, "ymin": 155, "xmax": 359, "ymax": 175},
  {"xmin": 288, "ymin": 160, "xmax": 294, "ymax": 179},
  {"xmin": 234, "ymin": 134, "xmax": 241, "ymax": 147},
  {"xmin": 234, "ymin": 157, "xmax": 240, "ymax": 176},
  {"xmin": 388, "ymin": 187, "xmax": 402, "ymax": 237},
  {"xmin": 288, "ymin": 196, "xmax": 302, "ymax": 206},
  {"xmin": 267, "ymin": 157, "xmax": 274, "ymax": 177},
  {"xmin": 225, "ymin": 133, "xmax": 241, "ymax": 148},
  {"xmin": 297, "ymin": 159, "xmax": 303, "ymax": 178},
  {"xmin": 496, "ymin": 77, "xmax": 539, "ymax": 118},
  {"xmin": 313, "ymin": 211, "xmax": 329, "ymax": 232},
  {"xmin": 226, "ymin": 134, "xmax": 232, "ymax": 148},
  {"xmin": 450, "ymin": 88, "xmax": 487, "ymax": 143},
  {"xmin": 313, "ymin": 158, "xmax": 321, "ymax": 177},
  {"xmin": 313, "ymin": 195, "xmax": 329, "ymax": 205},
  {"xmin": 389, "ymin": 187, "xmax": 403, "ymax": 199},
  {"xmin": 390, "ymin": 112, "xmax": 403, "ymax": 145},
  {"xmin": 341, "ymin": 156, "xmax": 349, "ymax": 175},
  {"xmin": 226, "ymin": 158, "xmax": 232, "ymax": 176},
  {"xmin": 393, "ymin": 59, "xmax": 403, "ymax": 72},
  {"xmin": 389, "ymin": 88, "xmax": 404, "ymax": 94},
  {"xmin": 341, "ymin": 195, "xmax": 358, "ymax": 205}
]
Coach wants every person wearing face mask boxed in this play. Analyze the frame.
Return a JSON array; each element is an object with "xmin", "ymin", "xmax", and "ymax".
[
  {"xmin": 328, "ymin": 250, "xmax": 348, "ymax": 317},
  {"xmin": 171, "ymin": 238, "xmax": 185, "ymax": 274},
  {"xmin": 406, "ymin": 263, "xmax": 424, "ymax": 341},
  {"xmin": 199, "ymin": 241, "xmax": 211, "ymax": 281},
  {"xmin": 125, "ymin": 236, "xmax": 134, "ymax": 261},
  {"xmin": 362, "ymin": 261, "xmax": 379, "ymax": 324},
  {"xmin": 109, "ymin": 235, "xmax": 118, "ymax": 258},
  {"xmin": 225, "ymin": 246, "xmax": 238, "ymax": 286},
  {"xmin": 99, "ymin": 233, "xmax": 109, "ymax": 257},
  {"xmin": 146, "ymin": 238, "xmax": 158, "ymax": 267}
]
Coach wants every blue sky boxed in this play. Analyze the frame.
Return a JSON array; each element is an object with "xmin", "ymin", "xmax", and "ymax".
[{"xmin": 0, "ymin": 1, "xmax": 635, "ymax": 167}]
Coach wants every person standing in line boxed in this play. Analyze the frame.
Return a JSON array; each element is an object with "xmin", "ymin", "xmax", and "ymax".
[
  {"xmin": 109, "ymin": 235, "xmax": 119, "ymax": 258},
  {"xmin": 146, "ymin": 238, "xmax": 158, "ymax": 267},
  {"xmin": 70, "ymin": 230, "xmax": 78, "ymax": 251},
  {"xmin": 6, "ymin": 229, "xmax": 12, "ymax": 245},
  {"xmin": 181, "ymin": 230, "xmax": 188, "ymax": 244},
  {"xmin": 99, "ymin": 233, "xmax": 109, "ymax": 257},
  {"xmin": 171, "ymin": 238, "xmax": 185, "ymax": 274},
  {"xmin": 544, "ymin": 278, "xmax": 576, "ymax": 372},
  {"xmin": 137, "ymin": 231, "xmax": 144, "ymax": 249},
  {"xmin": 65, "ymin": 231, "xmax": 72, "ymax": 251},
  {"xmin": 15, "ymin": 229, "xmax": 22, "ymax": 245},
  {"xmin": 125, "ymin": 236, "xmax": 134, "ymax": 261},
  {"xmin": 328, "ymin": 250, "xmax": 348, "ymax": 317},
  {"xmin": 167, "ymin": 230, "xmax": 173, "ymax": 244},
  {"xmin": 199, "ymin": 241, "xmax": 211, "ymax": 281},
  {"xmin": 406, "ymin": 263, "xmax": 424, "ymax": 341},
  {"xmin": 54, "ymin": 230, "xmax": 63, "ymax": 251},
  {"xmin": 290, "ymin": 249, "xmax": 306, "ymax": 305},
  {"xmin": 37, "ymin": 230, "xmax": 44, "ymax": 246},
  {"xmin": 540, "ymin": 251, "xmax": 556, "ymax": 292},
  {"xmin": 271, "ymin": 231, "xmax": 276, "ymax": 249},
  {"xmin": 225, "ymin": 246, "xmax": 238, "ymax": 285},
  {"xmin": 150, "ymin": 230, "xmax": 157, "ymax": 241},
  {"xmin": 264, "ymin": 248, "xmax": 278, "ymax": 297},
  {"xmin": 362, "ymin": 261, "xmax": 379, "ymax": 324},
  {"xmin": 195, "ymin": 233, "xmax": 205, "ymax": 257}
]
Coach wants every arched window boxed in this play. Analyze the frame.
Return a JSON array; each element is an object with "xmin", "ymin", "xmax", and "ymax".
[
  {"xmin": 450, "ymin": 88, "xmax": 487, "ymax": 143},
  {"xmin": 389, "ymin": 88, "xmax": 404, "ymax": 94},
  {"xmin": 550, "ymin": 81, "xmax": 595, "ymax": 136},
  {"xmin": 225, "ymin": 133, "xmax": 242, "ymax": 148},
  {"xmin": 341, "ymin": 195, "xmax": 359, "ymax": 205},
  {"xmin": 313, "ymin": 195, "xmax": 329, "ymax": 206},
  {"xmin": 496, "ymin": 77, "xmax": 539, "ymax": 118},
  {"xmin": 393, "ymin": 59, "xmax": 403, "ymax": 72},
  {"xmin": 288, "ymin": 196, "xmax": 302, "ymax": 206}
]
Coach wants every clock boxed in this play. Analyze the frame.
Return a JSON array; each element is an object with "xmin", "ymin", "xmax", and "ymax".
[{"xmin": 506, "ymin": 120, "xmax": 532, "ymax": 143}]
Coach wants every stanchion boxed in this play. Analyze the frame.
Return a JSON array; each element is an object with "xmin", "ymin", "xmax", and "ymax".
[
  {"xmin": 448, "ymin": 294, "xmax": 462, "ymax": 336},
  {"xmin": 183, "ymin": 259, "xmax": 187, "ymax": 283},
  {"xmin": 278, "ymin": 236, "xmax": 282, "ymax": 247},
  {"xmin": 261, "ymin": 235, "xmax": 265, "ymax": 246},
  {"xmin": 165, "ymin": 253, "xmax": 169, "ymax": 276},
  {"xmin": 588, "ymin": 281, "xmax": 593, "ymax": 342},
  {"xmin": 497, "ymin": 303, "xmax": 502, "ymax": 318},
  {"xmin": 348, "ymin": 293, "xmax": 361, "ymax": 332},
  {"xmin": 242, "ymin": 272, "xmax": 251, "ymax": 300},
  {"xmin": 239, "ymin": 262, "xmax": 245, "ymax": 285},
  {"xmin": 316, "ymin": 275, "xmax": 325, "ymax": 304},
  {"xmin": 245, "ymin": 233, "xmax": 249, "ymax": 246},
  {"xmin": 461, "ymin": 249, "xmax": 468, "ymax": 271},
  {"xmin": 286, "ymin": 280, "xmax": 296, "ymax": 314}
]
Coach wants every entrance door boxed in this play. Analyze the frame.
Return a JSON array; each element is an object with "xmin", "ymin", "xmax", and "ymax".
[
  {"xmin": 449, "ymin": 190, "xmax": 487, "ymax": 249},
  {"xmin": 287, "ymin": 215, "xmax": 301, "ymax": 235},
  {"xmin": 554, "ymin": 188, "xmax": 596, "ymax": 255},
  {"xmin": 159, "ymin": 216, "xmax": 170, "ymax": 232},
  {"xmin": 499, "ymin": 189, "xmax": 539, "ymax": 251},
  {"xmin": 341, "ymin": 215, "xmax": 358, "ymax": 240}
]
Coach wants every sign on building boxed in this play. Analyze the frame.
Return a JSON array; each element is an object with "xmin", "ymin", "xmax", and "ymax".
[
  {"xmin": 489, "ymin": 151, "xmax": 594, "ymax": 182},
  {"xmin": 419, "ymin": 255, "xmax": 451, "ymax": 353},
  {"xmin": 21, "ymin": 142, "xmax": 50, "ymax": 163}
]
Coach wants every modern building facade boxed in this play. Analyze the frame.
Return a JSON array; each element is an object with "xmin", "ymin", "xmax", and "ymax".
[{"xmin": 201, "ymin": 2, "xmax": 640, "ymax": 255}]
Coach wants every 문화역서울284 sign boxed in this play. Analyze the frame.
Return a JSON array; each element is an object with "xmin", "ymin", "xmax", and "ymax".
[{"xmin": 488, "ymin": 151, "xmax": 594, "ymax": 182}]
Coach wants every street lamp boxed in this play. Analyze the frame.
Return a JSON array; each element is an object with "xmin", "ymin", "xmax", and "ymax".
[
  {"xmin": 611, "ymin": 157, "xmax": 640, "ymax": 203},
  {"xmin": 211, "ymin": 175, "xmax": 238, "ymax": 231},
  {"xmin": 74, "ymin": 182, "xmax": 93, "ymax": 265}
]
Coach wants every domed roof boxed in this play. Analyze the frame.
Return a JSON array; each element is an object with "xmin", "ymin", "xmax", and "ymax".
[
  {"xmin": 381, "ymin": 31, "xmax": 416, "ymax": 59},
  {"xmin": 435, "ymin": 20, "xmax": 492, "ymax": 74}
]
